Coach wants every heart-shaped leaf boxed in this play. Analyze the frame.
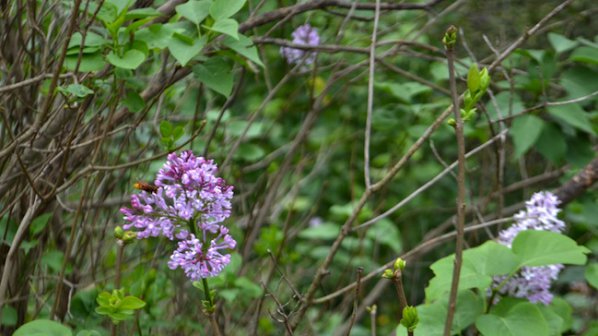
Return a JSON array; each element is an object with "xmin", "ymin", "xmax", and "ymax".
[
  {"xmin": 106, "ymin": 49, "xmax": 146, "ymax": 69},
  {"xmin": 512, "ymin": 230, "xmax": 589, "ymax": 267}
]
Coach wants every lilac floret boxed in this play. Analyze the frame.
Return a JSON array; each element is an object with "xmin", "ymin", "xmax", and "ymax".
[
  {"xmin": 168, "ymin": 227, "xmax": 237, "ymax": 280},
  {"xmin": 492, "ymin": 191, "xmax": 565, "ymax": 304},
  {"xmin": 281, "ymin": 24, "xmax": 320, "ymax": 65}
]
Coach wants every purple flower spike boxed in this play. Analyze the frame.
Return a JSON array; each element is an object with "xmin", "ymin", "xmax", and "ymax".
[
  {"xmin": 121, "ymin": 151, "xmax": 233, "ymax": 239},
  {"xmin": 492, "ymin": 191, "xmax": 565, "ymax": 304},
  {"xmin": 168, "ymin": 226, "xmax": 237, "ymax": 280},
  {"xmin": 281, "ymin": 24, "xmax": 320, "ymax": 65}
]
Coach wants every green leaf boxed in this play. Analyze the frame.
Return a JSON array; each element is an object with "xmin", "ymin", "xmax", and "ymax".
[
  {"xmin": 209, "ymin": 0, "xmax": 245, "ymax": 19},
  {"xmin": 167, "ymin": 34, "xmax": 206, "ymax": 66},
  {"xmin": 585, "ymin": 263, "xmax": 598, "ymax": 289},
  {"xmin": 467, "ymin": 63, "xmax": 480, "ymax": 93},
  {"xmin": 64, "ymin": 53, "xmax": 106, "ymax": 72},
  {"xmin": 569, "ymin": 46, "xmax": 598, "ymax": 65},
  {"xmin": 125, "ymin": 7, "xmax": 160, "ymax": 20},
  {"xmin": 41, "ymin": 250, "xmax": 65, "ymax": 272},
  {"xmin": 76, "ymin": 330, "xmax": 102, "ymax": 336},
  {"xmin": 20, "ymin": 240, "xmax": 38, "ymax": 254},
  {"xmin": 464, "ymin": 241, "xmax": 520, "ymax": 276},
  {"xmin": 208, "ymin": 18, "xmax": 239, "ymax": 39},
  {"xmin": 135, "ymin": 24, "xmax": 176, "ymax": 50},
  {"xmin": 58, "ymin": 84, "xmax": 94, "ymax": 98},
  {"xmin": 67, "ymin": 32, "xmax": 107, "ymax": 50},
  {"xmin": 106, "ymin": 49, "xmax": 146, "ymax": 69},
  {"xmin": 235, "ymin": 143, "xmax": 265, "ymax": 162},
  {"xmin": 485, "ymin": 92, "xmax": 524, "ymax": 120},
  {"xmin": 30, "ymin": 213, "xmax": 52, "ymax": 235},
  {"xmin": 118, "ymin": 296, "xmax": 146, "ymax": 310},
  {"xmin": 226, "ymin": 120, "xmax": 263, "ymax": 138},
  {"xmin": 192, "ymin": 58, "xmax": 234, "ymax": 97},
  {"xmin": 223, "ymin": 34, "xmax": 263, "ymax": 67},
  {"xmin": 95, "ymin": 306, "xmax": 112, "ymax": 315},
  {"xmin": 172, "ymin": 126, "xmax": 184, "ymax": 141},
  {"xmin": 108, "ymin": 0, "xmax": 133, "ymax": 15},
  {"xmin": 234, "ymin": 277, "xmax": 263, "ymax": 299},
  {"xmin": 1, "ymin": 305, "xmax": 17, "ymax": 327},
  {"xmin": 426, "ymin": 259, "xmax": 487, "ymax": 302},
  {"xmin": 122, "ymin": 90, "xmax": 145, "ymax": 113},
  {"xmin": 299, "ymin": 223, "xmax": 339, "ymax": 240},
  {"xmin": 512, "ymin": 230, "xmax": 589, "ymax": 267},
  {"xmin": 549, "ymin": 297, "xmax": 573, "ymax": 333},
  {"xmin": 88, "ymin": 1, "xmax": 117, "ymax": 25},
  {"xmin": 176, "ymin": 0, "xmax": 212, "ymax": 24},
  {"xmin": 396, "ymin": 290, "xmax": 483, "ymax": 336},
  {"xmin": 547, "ymin": 104, "xmax": 595, "ymax": 135},
  {"xmin": 475, "ymin": 302, "xmax": 548, "ymax": 336},
  {"xmin": 365, "ymin": 218, "xmax": 401, "ymax": 252},
  {"xmin": 425, "ymin": 241, "xmax": 519, "ymax": 301},
  {"xmin": 559, "ymin": 66, "xmax": 598, "ymax": 99},
  {"xmin": 510, "ymin": 114, "xmax": 545, "ymax": 158},
  {"xmin": 160, "ymin": 120, "xmax": 173, "ymax": 137},
  {"xmin": 13, "ymin": 319, "xmax": 73, "ymax": 336},
  {"xmin": 537, "ymin": 304, "xmax": 564, "ymax": 336},
  {"xmin": 535, "ymin": 124, "xmax": 567, "ymax": 163},
  {"xmin": 548, "ymin": 33, "xmax": 578, "ymax": 53}
]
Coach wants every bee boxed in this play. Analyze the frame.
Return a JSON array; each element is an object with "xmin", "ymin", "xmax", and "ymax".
[{"xmin": 134, "ymin": 181, "xmax": 158, "ymax": 193}]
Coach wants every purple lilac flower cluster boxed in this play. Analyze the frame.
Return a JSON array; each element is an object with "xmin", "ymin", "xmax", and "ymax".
[
  {"xmin": 280, "ymin": 24, "xmax": 320, "ymax": 65},
  {"xmin": 493, "ymin": 191, "xmax": 565, "ymax": 304},
  {"xmin": 121, "ymin": 151, "xmax": 236, "ymax": 280}
]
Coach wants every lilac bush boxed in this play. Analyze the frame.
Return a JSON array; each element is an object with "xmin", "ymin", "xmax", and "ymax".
[
  {"xmin": 280, "ymin": 24, "xmax": 320, "ymax": 65},
  {"xmin": 121, "ymin": 151, "xmax": 236, "ymax": 279},
  {"xmin": 493, "ymin": 191, "xmax": 565, "ymax": 304}
]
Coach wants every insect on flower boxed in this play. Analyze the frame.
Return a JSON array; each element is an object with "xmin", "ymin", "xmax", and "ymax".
[{"xmin": 134, "ymin": 181, "xmax": 158, "ymax": 193}]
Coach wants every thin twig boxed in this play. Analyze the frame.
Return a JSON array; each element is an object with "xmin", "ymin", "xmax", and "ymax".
[
  {"xmin": 364, "ymin": 0, "xmax": 381, "ymax": 189},
  {"xmin": 443, "ymin": 26, "xmax": 466, "ymax": 336},
  {"xmin": 344, "ymin": 267, "xmax": 363, "ymax": 336},
  {"xmin": 353, "ymin": 130, "xmax": 507, "ymax": 232}
]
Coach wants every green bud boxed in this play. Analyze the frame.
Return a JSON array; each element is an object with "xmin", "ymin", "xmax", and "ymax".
[
  {"xmin": 463, "ymin": 91, "xmax": 473, "ymax": 110},
  {"xmin": 114, "ymin": 226, "xmax": 124, "ymax": 239},
  {"xmin": 479, "ymin": 67, "xmax": 490, "ymax": 91},
  {"xmin": 401, "ymin": 306, "xmax": 419, "ymax": 332},
  {"xmin": 442, "ymin": 25, "xmax": 458, "ymax": 49},
  {"xmin": 366, "ymin": 305, "xmax": 377, "ymax": 314},
  {"xmin": 460, "ymin": 108, "xmax": 469, "ymax": 120},
  {"xmin": 467, "ymin": 63, "xmax": 481, "ymax": 93},
  {"xmin": 447, "ymin": 118, "xmax": 456, "ymax": 127},
  {"xmin": 122, "ymin": 231, "xmax": 137, "ymax": 242},
  {"xmin": 394, "ymin": 258, "xmax": 406, "ymax": 271},
  {"xmin": 382, "ymin": 269, "xmax": 394, "ymax": 279}
]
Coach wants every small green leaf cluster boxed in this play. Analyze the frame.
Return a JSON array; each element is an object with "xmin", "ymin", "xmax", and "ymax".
[
  {"xmin": 442, "ymin": 26, "xmax": 458, "ymax": 49},
  {"xmin": 463, "ymin": 63, "xmax": 490, "ymax": 119},
  {"xmin": 95, "ymin": 288, "xmax": 146, "ymax": 324},
  {"xmin": 448, "ymin": 63, "xmax": 490, "ymax": 126},
  {"xmin": 159, "ymin": 120, "xmax": 185, "ymax": 150},
  {"xmin": 64, "ymin": 0, "xmax": 261, "ymax": 99},
  {"xmin": 506, "ymin": 34, "xmax": 597, "ymax": 160},
  {"xmin": 382, "ymin": 257, "xmax": 406, "ymax": 279},
  {"xmin": 400, "ymin": 306, "xmax": 419, "ymax": 332}
]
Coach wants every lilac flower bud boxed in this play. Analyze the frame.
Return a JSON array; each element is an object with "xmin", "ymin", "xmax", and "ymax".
[
  {"xmin": 492, "ymin": 191, "xmax": 565, "ymax": 304},
  {"xmin": 280, "ymin": 24, "xmax": 320, "ymax": 65}
]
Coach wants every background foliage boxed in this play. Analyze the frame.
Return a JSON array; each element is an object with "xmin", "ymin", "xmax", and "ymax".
[{"xmin": 1, "ymin": 0, "xmax": 597, "ymax": 335}]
